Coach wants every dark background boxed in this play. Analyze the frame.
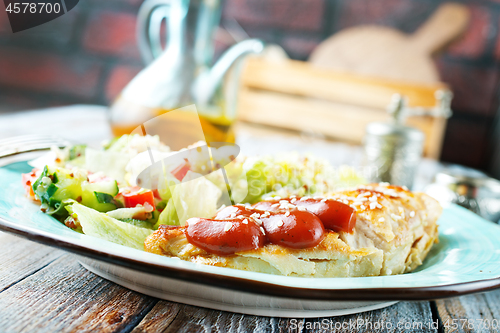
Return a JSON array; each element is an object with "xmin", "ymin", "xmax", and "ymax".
[{"xmin": 0, "ymin": 0, "xmax": 499, "ymax": 174}]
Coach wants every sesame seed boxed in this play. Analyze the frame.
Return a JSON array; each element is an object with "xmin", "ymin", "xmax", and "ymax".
[
  {"xmin": 274, "ymin": 196, "xmax": 281, "ymax": 200},
  {"xmin": 297, "ymin": 206, "xmax": 306, "ymax": 211},
  {"xmin": 321, "ymin": 198, "xmax": 327, "ymax": 203},
  {"xmin": 290, "ymin": 198, "xmax": 297, "ymax": 203},
  {"xmin": 242, "ymin": 219, "xmax": 248, "ymax": 224},
  {"xmin": 271, "ymin": 203, "xmax": 279, "ymax": 208},
  {"xmin": 369, "ymin": 202, "xmax": 378, "ymax": 210},
  {"xmin": 276, "ymin": 220, "xmax": 284, "ymax": 227},
  {"xmin": 282, "ymin": 203, "xmax": 296, "ymax": 210},
  {"xmin": 279, "ymin": 200, "xmax": 288, "ymax": 204},
  {"xmin": 376, "ymin": 203, "xmax": 383, "ymax": 208},
  {"xmin": 230, "ymin": 213, "xmax": 236, "ymax": 218},
  {"xmin": 260, "ymin": 227, "xmax": 266, "ymax": 234},
  {"xmin": 391, "ymin": 213, "xmax": 401, "ymax": 220},
  {"xmin": 224, "ymin": 222, "xmax": 233, "ymax": 232},
  {"xmin": 360, "ymin": 205, "xmax": 366, "ymax": 210},
  {"xmin": 378, "ymin": 217, "xmax": 385, "ymax": 222},
  {"xmin": 284, "ymin": 211, "xmax": 290, "ymax": 217},
  {"xmin": 410, "ymin": 211, "xmax": 415, "ymax": 217}
]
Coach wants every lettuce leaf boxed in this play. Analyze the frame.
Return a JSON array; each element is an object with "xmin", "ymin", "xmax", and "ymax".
[
  {"xmin": 85, "ymin": 148, "xmax": 130, "ymax": 183},
  {"xmin": 69, "ymin": 202, "xmax": 153, "ymax": 250},
  {"xmin": 155, "ymin": 199, "xmax": 179, "ymax": 227},
  {"xmin": 160, "ymin": 171, "xmax": 222, "ymax": 226}
]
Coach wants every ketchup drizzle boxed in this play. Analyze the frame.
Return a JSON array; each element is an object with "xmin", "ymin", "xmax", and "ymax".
[{"xmin": 184, "ymin": 197, "xmax": 356, "ymax": 255}]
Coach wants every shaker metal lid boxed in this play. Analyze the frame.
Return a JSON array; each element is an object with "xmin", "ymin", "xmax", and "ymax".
[
  {"xmin": 434, "ymin": 167, "xmax": 498, "ymax": 189},
  {"xmin": 365, "ymin": 122, "xmax": 425, "ymax": 142}
]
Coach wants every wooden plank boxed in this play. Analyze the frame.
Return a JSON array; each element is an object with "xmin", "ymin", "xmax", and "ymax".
[
  {"xmin": 238, "ymin": 88, "xmax": 388, "ymax": 143},
  {"xmin": 238, "ymin": 89, "xmax": 444, "ymax": 158},
  {"xmin": 241, "ymin": 58, "xmax": 448, "ymax": 108},
  {"xmin": 131, "ymin": 301, "xmax": 436, "ymax": 332},
  {"xmin": 130, "ymin": 301, "xmax": 182, "ymax": 333},
  {"xmin": 406, "ymin": 115, "xmax": 447, "ymax": 159},
  {"xmin": 0, "ymin": 233, "xmax": 64, "ymax": 292},
  {"xmin": 435, "ymin": 291, "xmax": 500, "ymax": 333},
  {"xmin": 0, "ymin": 255, "xmax": 157, "ymax": 333},
  {"xmin": 300, "ymin": 302, "xmax": 437, "ymax": 333},
  {"xmin": 140, "ymin": 303, "xmax": 296, "ymax": 333}
]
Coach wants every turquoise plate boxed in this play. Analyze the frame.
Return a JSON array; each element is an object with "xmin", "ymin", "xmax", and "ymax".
[{"xmin": 1, "ymin": 160, "xmax": 500, "ymax": 303}]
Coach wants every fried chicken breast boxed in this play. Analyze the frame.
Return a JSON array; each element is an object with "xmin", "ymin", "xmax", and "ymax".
[{"xmin": 144, "ymin": 184, "xmax": 441, "ymax": 277}]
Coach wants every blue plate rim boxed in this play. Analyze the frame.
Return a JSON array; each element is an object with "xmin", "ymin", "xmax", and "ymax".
[
  {"xmin": 1, "ymin": 213, "xmax": 500, "ymax": 301},
  {"xmin": 1, "ymin": 159, "xmax": 500, "ymax": 301}
]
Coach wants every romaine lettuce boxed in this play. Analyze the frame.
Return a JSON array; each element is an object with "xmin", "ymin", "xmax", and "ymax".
[{"xmin": 69, "ymin": 202, "xmax": 153, "ymax": 250}]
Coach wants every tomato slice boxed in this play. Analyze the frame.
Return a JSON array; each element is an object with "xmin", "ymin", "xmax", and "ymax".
[
  {"xmin": 88, "ymin": 172, "xmax": 113, "ymax": 183},
  {"xmin": 253, "ymin": 197, "xmax": 356, "ymax": 233},
  {"xmin": 260, "ymin": 210, "xmax": 325, "ymax": 249},
  {"xmin": 21, "ymin": 169, "xmax": 40, "ymax": 198},
  {"xmin": 122, "ymin": 187, "xmax": 155, "ymax": 208},
  {"xmin": 171, "ymin": 160, "xmax": 190, "ymax": 181},
  {"xmin": 185, "ymin": 217, "xmax": 265, "ymax": 255},
  {"xmin": 152, "ymin": 189, "xmax": 162, "ymax": 200}
]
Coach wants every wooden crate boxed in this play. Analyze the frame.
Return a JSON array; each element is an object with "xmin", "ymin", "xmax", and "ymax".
[{"xmin": 237, "ymin": 57, "xmax": 451, "ymax": 159}]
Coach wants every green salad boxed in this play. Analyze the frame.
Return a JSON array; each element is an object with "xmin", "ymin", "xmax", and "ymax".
[{"xmin": 21, "ymin": 135, "xmax": 364, "ymax": 250}]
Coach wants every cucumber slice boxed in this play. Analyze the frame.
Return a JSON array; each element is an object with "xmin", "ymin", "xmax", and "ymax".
[
  {"xmin": 81, "ymin": 180, "xmax": 119, "ymax": 212},
  {"xmin": 85, "ymin": 179, "xmax": 119, "ymax": 196},
  {"xmin": 33, "ymin": 166, "xmax": 86, "ymax": 219},
  {"xmin": 107, "ymin": 207, "xmax": 147, "ymax": 220}
]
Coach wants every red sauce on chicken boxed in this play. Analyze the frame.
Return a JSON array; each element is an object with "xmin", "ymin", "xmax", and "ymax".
[
  {"xmin": 185, "ymin": 217, "xmax": 265, "ymax": 255},
  {"xmin": 253, "ymin": 197, "xmax": 356, "ymax": 233},
  {"xmin": 184, "ymin": 197, "xmax": 356, "ymax": 255}
]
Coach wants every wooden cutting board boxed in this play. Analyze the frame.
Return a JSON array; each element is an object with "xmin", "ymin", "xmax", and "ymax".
[{"xmin": 309, "ymin": 3, "xmax": 469, "ymax": 84}]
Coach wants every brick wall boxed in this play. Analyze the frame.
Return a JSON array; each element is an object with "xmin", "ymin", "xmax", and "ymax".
[{"xmin": 0, "ymin": 0, "xmax": 499, "ymax": 172}]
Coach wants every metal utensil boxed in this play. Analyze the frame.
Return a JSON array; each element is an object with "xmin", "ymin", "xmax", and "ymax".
[{"xmin": 0, "ymin": 135, "xmax": 71, "ymax": 159}]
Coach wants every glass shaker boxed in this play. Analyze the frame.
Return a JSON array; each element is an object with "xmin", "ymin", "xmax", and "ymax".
[
  {"xmin": 363, "ymin": 94, "xmax": 425, "ymax": 189},
  {"xmin": 425, "ymin": 167, "xmax": 500, "ymax": 223}
]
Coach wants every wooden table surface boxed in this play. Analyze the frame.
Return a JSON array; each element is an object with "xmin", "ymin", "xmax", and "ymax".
[{"xmin": 1, "ymin": 106, "xmax": 499, "ymax": 333}]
